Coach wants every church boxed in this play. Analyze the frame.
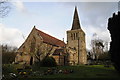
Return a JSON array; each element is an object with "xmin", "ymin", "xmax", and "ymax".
[{"xmin": 15, "ymin": 7, "xmax": 87, "ymax": 65}]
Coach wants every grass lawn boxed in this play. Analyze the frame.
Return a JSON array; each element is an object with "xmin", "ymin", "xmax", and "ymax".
[
  {"xmin": 30, "ymin": 65, "xmax": 120, "ymax": 79},
  {"xmin": 2, "ymin": 64, "xmax": 120, "ymax": 80}
]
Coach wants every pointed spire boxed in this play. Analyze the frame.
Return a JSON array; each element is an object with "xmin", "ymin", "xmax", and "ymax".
[{"xmin": 71, "ymin": 6, "xmax": 81, "ymax": 30}]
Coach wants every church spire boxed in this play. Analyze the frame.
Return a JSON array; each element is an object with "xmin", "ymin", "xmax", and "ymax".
[{"xmin": 71, "ymin": 6, "xmax": 81, "ymax": 30}]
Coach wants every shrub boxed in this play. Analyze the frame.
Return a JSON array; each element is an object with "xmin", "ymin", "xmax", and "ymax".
[
  {"xmin": 41, "ymin": 56, "xmax": 57, "ymax": 67},
  {"xmin": 2, "ymin": 64, "xmax": 17, "ymax": 74},
  {"xmin": 2, "ymin": 45, "xmax": 17, "ymax": 64}
]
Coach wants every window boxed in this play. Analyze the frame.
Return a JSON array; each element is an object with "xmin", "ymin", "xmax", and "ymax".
[
  {"xmin": 74, "ymin": 33, "xmax": 75, "ymax": 40},
  {"xmin": 71, "ymin": 33, "xmax": 78, "ymax": 40},
  {"xmin": 71, "ymin": 33, "xmax": 73, "ymax": 40},
  {"xmin": 76, "ymin": 33, "xmax": 78, "ymax": 39}
]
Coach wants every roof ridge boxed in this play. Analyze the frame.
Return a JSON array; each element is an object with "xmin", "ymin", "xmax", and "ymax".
[
  {"xmin": 35, "ymin": 28, "xmax": 64, "ymax": 43},
  {"xmin": 35, "ymin": 28, "xmax": 65, "ymax": 47}
]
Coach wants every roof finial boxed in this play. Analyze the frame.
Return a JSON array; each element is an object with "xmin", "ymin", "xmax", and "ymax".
[
  {"xmin": 34, "ymin": 25, "xmax": 36, "ymax": 28},
  {"xmin": 63, "ymin": 38, "xmax": 64, "ymax": 42}
]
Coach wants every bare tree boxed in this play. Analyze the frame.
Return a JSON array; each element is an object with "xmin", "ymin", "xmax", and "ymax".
[
  {"xmin": 0, "ymin": 0, "xmax": 11, "ymax": 18},
  {"xmin": 29, "ymin": 36, "xmax": 54, "ymax": 64},
  {"xmin": 90, "ymin": 33, "xmax": 104, "ymax": 60},
  {"xmin": 33, "ymin": 44, "xmax": 54, "ymax": 63}
]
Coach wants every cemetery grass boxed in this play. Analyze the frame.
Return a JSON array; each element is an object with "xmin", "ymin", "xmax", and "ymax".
[
  {"xmin": 31, "ymin": 65, "xmax": 120, "ymax": 79},
  {"xmin": 2, "ymin": 64, "xmax": 120, "ymax": 79}
]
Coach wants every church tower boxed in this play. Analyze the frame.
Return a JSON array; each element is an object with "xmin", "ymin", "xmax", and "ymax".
[{"xmin": 67, "ymin": 7, "xmax": 87, "ymax": 65}]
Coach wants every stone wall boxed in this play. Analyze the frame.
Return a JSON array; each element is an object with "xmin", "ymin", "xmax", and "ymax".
[
  {"xmin": 16, "ymin": 27, "xmax": 59, "ymax": 64},
  {"xmin": 67, "ymin": 29, "xmax": 87, "ymax": 65}
]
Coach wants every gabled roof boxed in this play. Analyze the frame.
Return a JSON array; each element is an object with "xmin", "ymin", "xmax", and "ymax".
[{"xmin": 35, "ymin": 28, "xmax": 65, "ymax": 47}]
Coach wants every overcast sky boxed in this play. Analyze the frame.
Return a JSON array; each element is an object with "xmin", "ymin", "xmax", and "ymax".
[{"xmin": 0, "ymin": 0, "xmax": 118, "ymax": 50}]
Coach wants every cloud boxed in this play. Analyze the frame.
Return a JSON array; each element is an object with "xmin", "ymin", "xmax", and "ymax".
[
  {"xmin": 2, "ymin": 2, "xmax": 116, "ymax": 50},
  {"xmin": 83, "ymin": 25, "xmax": 111, "ymax": 50},
  {"xmin": 10, "ymin": 0, "xmax": 120, "ymax": 2},
  {"xmin": 0, "ymin": 23, "xmax": 24, "ymax": 47},
  {"xmin": 11, "ymin": 0, "xmax": 26, "ymax": 13},
  {"xmin": 74, "ymin": 2, "xmax": 117, "ymax": 50}
]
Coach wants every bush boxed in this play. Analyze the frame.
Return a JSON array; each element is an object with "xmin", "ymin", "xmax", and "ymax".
[
  {"xmin": 41, "ymin": 56, "xmax": 57, "ymax": 67},
  {"xmin": 2, "ymin": 45, "xmax": 17, "ymax": 64},
  {"xmin": 2, "ymin": 64, "xmax": 17, "ymax": 74},
  {"xmin": 33, "ymin": 61, "xmax": 41, "ymax": 67}
]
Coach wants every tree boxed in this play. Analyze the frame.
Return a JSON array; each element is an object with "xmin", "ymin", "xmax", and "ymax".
[
  {"xmin": 29, "ymin": 36, "xmax": 54, "ymax": 65},
  {"xmin": 0, "ymin": 0, "xmax": 11, "ymax": 18},
  {"xmin": 98, "ymin": 51, "xmax": 110, "ymax": 61},
  {"xmin": 2, "ymin": 44, "xmax": 17, "ymax": 64},
  {"xmin": 90, "ymin": 33, "xmax": 104, "ymax": 60},
  {"xmin": 108, "ymin": 12, "xmax": 120, "ymax": 72}
]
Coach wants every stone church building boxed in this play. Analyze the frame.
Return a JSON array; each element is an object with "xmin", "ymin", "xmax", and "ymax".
[{"xmin": 15, "ymin": 7, "xmax": 87, "ymax": 65}]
